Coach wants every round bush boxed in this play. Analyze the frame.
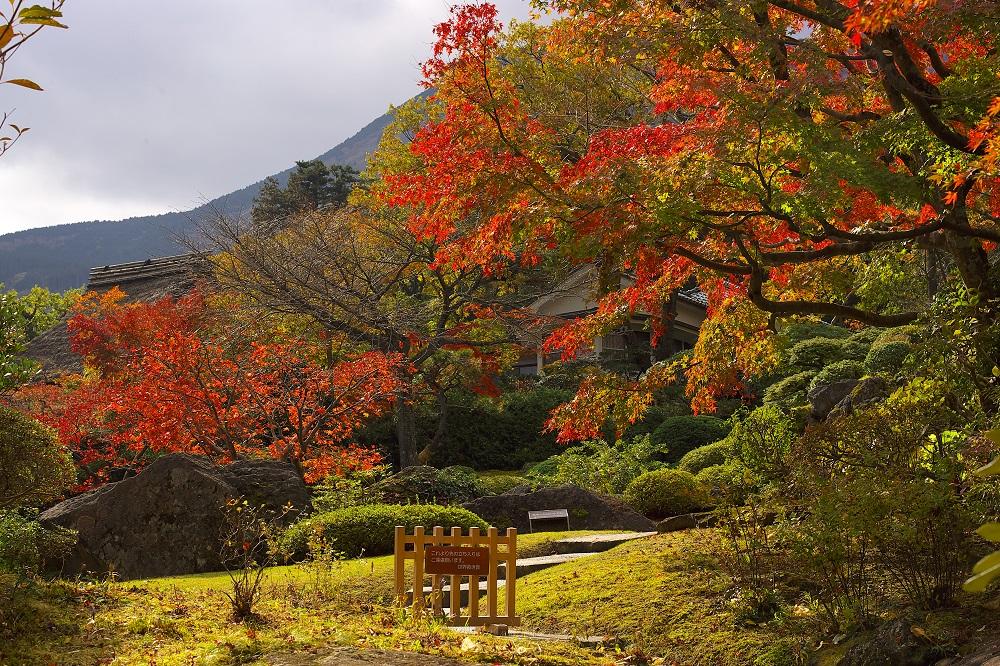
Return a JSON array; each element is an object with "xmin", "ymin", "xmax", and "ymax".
[
  {"xmin": 650, "ymin": 416, "xmax": 731, "ymax": 463},
  {"xmin": 676, "ymin": 440, "xmax": 732, "ymax": 474},
  {"xmin": 623, "ymin": 469, "xmax": 708, "ymax": 519},
  {"xmin": 808, "ymin": 359, "xmax": 865, "ymax": 393},
  {"xmin": 694, "ymin": 463, "xmax": 750, "ymax": 503},
  {"xmin": 281, "ymin": 504, "xmax": 489, "ymax": 558},
  {"xmin": 763, "ymin": 370, "xmax": 815, "ymax": 407},
  {"xmin": 477, "ymin": 474, "xmax": 529, "ymax": 495},
  {"xmin": 779, "ymin": 322, "xmax": 850, "ymax": 346},
  {"xmin": 847, "ymin": 327, "xmax": 885, "ymax": 347},
  {"xmin": 788, "ymin": 337, "xmax": 847, "ymax": 369},
  {"xmin": 874, "ymin": 324, "xmax": 922, "ymax": 346},
  {"xmin": 841, "ymin": 340, "xmax": 870, "ymax": 362},
  {"xmin": 0, "ymin": 406, "xmax": 74, "ymax": 510},
  {"xmin": 865, "ymin": 341, "xmax": 911, "ymax": 375},
  {"xmin": 370, "ymin": 466, "xmax": 481, "ymax": 505}
]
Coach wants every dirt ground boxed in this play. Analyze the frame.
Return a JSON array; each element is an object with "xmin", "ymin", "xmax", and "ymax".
[{"xmin": 267, "ymin": 648, "xmax": 468, "ymax": 666}]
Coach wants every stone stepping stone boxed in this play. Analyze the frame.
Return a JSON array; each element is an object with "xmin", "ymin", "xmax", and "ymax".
[
  {"xmin": 549, "ymin": 531, "xmax": 656, "ymax": 555},
  {"xmin": 498, "ymin": 551, "xmax": 597, "ymax": 578}
]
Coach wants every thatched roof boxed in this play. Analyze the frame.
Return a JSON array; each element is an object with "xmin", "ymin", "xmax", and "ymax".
[{"xmin": 23, "ymin": 253, "xmax": 210, "ymax": 379}]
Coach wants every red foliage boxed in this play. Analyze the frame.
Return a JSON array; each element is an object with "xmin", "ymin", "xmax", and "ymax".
[{"xmin": 49, "ymin": 292, "xmax": 405, "ymax": 486}]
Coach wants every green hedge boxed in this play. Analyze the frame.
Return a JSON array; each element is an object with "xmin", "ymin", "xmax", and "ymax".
[
  {"xmin": 281, "ymin": 504, "xmax": 489, "ymax": 558},
  {"xmin": 650, "ymin": 416, "xmax": 730, "ymax": 463},
  {"xmin": 865, "ymin": 341, "xmax": 911, "ymax": 375},
  {"xmin": 788, "ymin": 337, "xmax": 848, "ymax": 369},
  {"xmin": 763, "ymin": 371, "xmax": 815, "ymax": 407},
  {"xmin": 778, "ymin": 322, "xmax": 850, "ymax": 346},
  {"xmin": 808, "ymin": 359, "xmax": 865, "ymax": 393},
  {"xmin": 623, "ymin": 469, "xmax": 708, "ymax": 519},
  {"xmin": 676, "ymin": 440, "xmax": 732, "ymax": 474}
]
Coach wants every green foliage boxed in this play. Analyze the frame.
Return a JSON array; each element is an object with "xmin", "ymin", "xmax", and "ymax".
[
  {"xmin": 865, "ymin": 340, "xmax": 912, "ymax": 375},
  {"xmin": 250, "ymin": 160, "xmax": 359, "ymax": 225},
  {"xmin": 788, "ymin": 337, "xmax": 848, "ymax": 369},
  {"xmin": 0, "ymin": 285, "xmax": 79, "ymax": 391},
  {"xmin": 0, "ymin": 510, "xmax": 75, "ymax": 575},
  {"xmin": 965, "ymin": 427, "xmax": 1000, "ymax": 594},
  {"xmin": 281, "ymin": 504, "xmax": 488, "ymax": 558},
  {"xmin": 311, "ymin": 466, "xmax": 389, "ymax": 513},
  {"xmin": 360, "ymin": 387, "xmax": 573, "ymax": 471},
  {"xmin": 545, "ymin": 437, "xmax": 661, "ymax": 495},
  {"xmin": 847, "ymin": 327, "xmax": 886, "ymax": 347},
  {"xmin": 727, "ymin": 405, "xmax": 796, "ymax": 482},
  {"xmin": 650, "ymin": 415, "xmax": 731, "ymax": 463},
  {"xmin": 785, "ymin": 395, "xmax": 980, "ymax": 623},
  {"xmin": 476, "ymin": 474, "xmax": 529, "ymax": 495},
  {"xmin": 777, "ymin": 322, "xmax": 850, "ymax": 346},
  {"xmin": 763, "ymin": 370, "xmax": 815, "ymax": 408},
  {"xmin": 694, "ymin": 463, "xmax": 752, "ymax": 505},
  {"xmin": 0, "ymin": 406, "xmax": 74, "ymax": 510},
  {"xmin": 676, "ymin": 440, "xmax": 732, "ymax": 474},
  {"xmin": 369, "ymin": 466, "xmax": 481, "ymax": 506},
  {"xmin": 808, "ymin": 359, "xmax": 865, "ymax": 393},
  {"xmin": 623, "ymin": 469, "xmax": 708, "ymax": 519}
]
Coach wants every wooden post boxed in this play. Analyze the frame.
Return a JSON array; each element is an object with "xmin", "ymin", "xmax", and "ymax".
[
  {"xmin": 394, "ymin": 525, "xmax": 406, "ymax": 606},
  {"xmin": 468, "ymin": 526, "xmax": 481, "ymax": 624},
  {"xmin": 505, "ymin": 527, "xmax": 517, "ymax": 618},
  {"xmin": 412, "ymin": 526, "xmax": 425, "ymax": 617},
  {"xmin": 487, "ymin": 526, "xmax": 498, "ymax": 620}
]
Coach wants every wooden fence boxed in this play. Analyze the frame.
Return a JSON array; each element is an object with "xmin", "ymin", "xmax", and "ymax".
[{"xmin": 394, "ymin": 525, "xmax": 520, "ymax": 627}]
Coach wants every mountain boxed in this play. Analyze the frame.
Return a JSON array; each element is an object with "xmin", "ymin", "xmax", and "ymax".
[{"xmin": 0, "ymin": 102, "xmax": 399, "ymax": 293}]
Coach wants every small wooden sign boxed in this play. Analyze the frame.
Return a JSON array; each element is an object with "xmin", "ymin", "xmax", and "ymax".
[{"xmin": 424, "ymin": 545, "xmax": 490, "ymax": 576}]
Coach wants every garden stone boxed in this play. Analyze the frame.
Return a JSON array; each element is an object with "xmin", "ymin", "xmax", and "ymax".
[
  {"xmin": 840, "ymin": 618, "xmax": 944, "ymax": 666},
  {"xmin": 808, "ymin": 379, "xmax": 859, "ymax": 420},
  {"xmin": 40, "ymin": 453, "xmax": 309, "ymax": 580},
  {"xmin": 828, "ymin": 376, "xmax": 890, "ymax": 418},
  {"xmin": 462, "ymin": 483, "xmax": 655, "ymax": 532},
  {"xmin": 656, "ymin": 511, "xmax": 717, "ymax": 533}
]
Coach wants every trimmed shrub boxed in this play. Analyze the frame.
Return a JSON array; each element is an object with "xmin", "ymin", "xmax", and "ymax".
[
  {"xmin": 788, "ymin": 337, "xmax": 847, "ymax": 369},
  {"xmin": 847, "ymin": 327, "xmax": 885, "ymax": 347},
  {"xmin": 808, "ymin": 359, "xmax": 865, "ymax": 393},
  {"xmin": 874, "ymin": 324, "xmax": 922, "ymax": 346},
  {"xmin": 370, "ymin": 466, "xmax": 481, "ymax": 506},
  {"xmin": 0, "ymin": 406, "xmax": 74, "ymax": 510},
  {"xmin": 651, "ymin": 416, "xmax": 731, "ymax": 463},
  {"xmin": 865, "ymin": 341, "xmax": 911, "ymax": 375},
  {"xmin": 676, "ymin": 440, "xmax": 732, "ymax": 474},
  {"xmin": 764, "ymin": 371, "xmax": 815, "ymax": 407},
  {"xmin": 695, "ymin": 463, "xmax": 750, "ymax": 505},
  {"xmin": 841, "ymin": 340, "xmax": 870, "ymax": 362},
  {"xmin": 623, "ymin": 469, "xmax": 708, "ymax": 519},
  {"xmin": 281, "ymin": 504, "xmax": 489, "ymax": 558},
  {"xmin": 477, "ymin": 474, "xmax": 529, "ymax": 495},
  {"xmin": 779, "ymin": 322, "xmax": 850, "ymax": 346}
]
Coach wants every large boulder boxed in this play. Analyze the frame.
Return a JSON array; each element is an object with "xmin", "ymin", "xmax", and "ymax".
[
  {"xmin": 828, "ymin": 376, "xmax": 890, "ymax": 419},
  {"xmin": 808, "ymin": 379, "xmax": 859, "ymax": 420},
  {"xmin": 840, "ymin": 619, "xmax": 944, "ymax": 666},
  {"xmin": 40, "ymin": 453, "xmax": 309, "ymax": 580},
  {"xmin": 462, "ymin": 484, "xmax": 655, "ymax": 533}
]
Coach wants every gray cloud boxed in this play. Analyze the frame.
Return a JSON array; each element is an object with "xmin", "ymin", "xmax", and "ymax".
[{"xmin": 0, "ymin": 0, "xmax": 532, "ymax": 233}]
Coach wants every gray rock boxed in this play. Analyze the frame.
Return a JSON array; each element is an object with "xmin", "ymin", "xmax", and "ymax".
[
  {"xmin": 808, "ymin": 379, "xmax": 859, "ymax": 420},
  {"xmin": 840, "ymin": 618, "xmax": 944, "ymax": 666},
  {"xmin": 829, "ymin": 376, "xmax": 890, "ymax": 418},
  {"xmin": 41, "ymin": 453, "xmax": 308, "ymax": 580},
  {"xmin": 657, "ymin": 511, "xmax": 717, "ymax": 533},
  {"xmin": 462, "ymin": 484, "xmax": 655, "ymax": 533}
]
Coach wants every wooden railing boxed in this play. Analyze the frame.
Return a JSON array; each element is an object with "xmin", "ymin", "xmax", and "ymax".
[{"xmin": 394, "ymin": 525, "xmax": 519, "ymax": 627}]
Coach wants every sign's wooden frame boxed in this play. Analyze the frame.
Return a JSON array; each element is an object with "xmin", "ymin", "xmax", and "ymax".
[{"xmin": 394, "ymin": 525, "xmax": 520, "ymax": 627}]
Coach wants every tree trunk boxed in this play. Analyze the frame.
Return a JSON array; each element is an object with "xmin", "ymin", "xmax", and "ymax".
[
  {"xmin": 418, "ymin": 390, "xmax": 449, "ymax": 466},
  {"xmin": 395, "ymin": 399, "xmax": 420, "ymax": 470},
  {"xmin": 945, "ymin": 231, "xmax": 995, "ymax": 299}
]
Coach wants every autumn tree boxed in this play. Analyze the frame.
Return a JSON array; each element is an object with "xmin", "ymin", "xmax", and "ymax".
[
  {"xmin": 50, "ymin": 289, "xmax": 402, "ymax": 486},
  {"xmin": 0, "ymin": 1, "xmax": 68, "ymax": 158},
  {"xmin": 383, "ymin": 1, "xmax": 1000, "ymax": 437}
]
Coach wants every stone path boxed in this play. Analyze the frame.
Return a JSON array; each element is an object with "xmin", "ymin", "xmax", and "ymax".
[{"xmin": 548, "ymin": 531, "xmax": 657, "ymax": 555}]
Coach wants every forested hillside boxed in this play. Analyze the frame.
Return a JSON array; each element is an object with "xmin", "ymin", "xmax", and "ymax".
[{"xmin": 0, "ymin": 101, "xmax": 399, "ymax": 292}]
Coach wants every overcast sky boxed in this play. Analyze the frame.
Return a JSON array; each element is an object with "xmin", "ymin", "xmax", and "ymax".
[{"xmin": 0, "ymin": 0, "xmax": 533, "ymax": 235}]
